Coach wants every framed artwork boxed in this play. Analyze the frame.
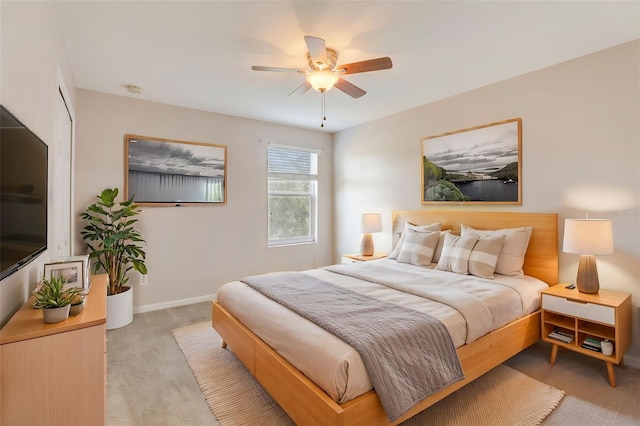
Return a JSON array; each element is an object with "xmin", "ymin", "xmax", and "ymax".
[
  {"xmin": 43, "ymin": 261, "xmax": 85, "ymax": 290},
  {"xmin": 125, "ymin": 134, "xmax": 227, "ymax": 206},
  {"xmin": 421, "ymin": 118, "xmax": 522, "ymax": 205},
  {"xmin": 55, "ymin": 254, "xmax": 90, "ymax": 290}
]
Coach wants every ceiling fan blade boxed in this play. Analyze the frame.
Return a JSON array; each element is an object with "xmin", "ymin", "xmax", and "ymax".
[
  {"xmin": 304, "ymin": 35, "xmax": 327, "ymax": 67},
  {"xmin": 337, "ymin": 57, "xmax": 393, "ymax": 75},
  {"xmin": 251, "ymin": 66, "xmax": 305, "ymax": 73},
  {"xmin": 334, "ymin": 78, "xmax": 366, "ymax": 98},
  {"xmin": 289, "ymin": 81, "xmax": 312, "ymax": 97}
]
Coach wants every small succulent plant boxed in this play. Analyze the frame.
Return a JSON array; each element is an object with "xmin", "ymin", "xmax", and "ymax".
[{"xmin": 33, "ymin": 275, "xmax": 82, "ymax": 309}]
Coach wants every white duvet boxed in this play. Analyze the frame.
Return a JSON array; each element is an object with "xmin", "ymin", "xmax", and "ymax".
[{"xmin": 216, "ymin": 259, "xmax": 547, "ymax": 404}]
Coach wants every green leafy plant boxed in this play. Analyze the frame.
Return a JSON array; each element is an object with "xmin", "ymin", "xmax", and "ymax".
[
  {"xmin": 81, "ymin": 188, "xmax": 147, "ymax": 296},
  {"xmin": 33, "ymin": 276, "xmax": 81, "ymax": 308}
]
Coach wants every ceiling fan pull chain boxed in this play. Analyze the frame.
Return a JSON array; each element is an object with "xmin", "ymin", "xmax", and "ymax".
[
  {"xmin": 321, "ymin": 91, "xmax": 326, "ymax": 128},
  {"xmin": 324, "ymin": 92, "xmax": 327, "ymax": 122}
]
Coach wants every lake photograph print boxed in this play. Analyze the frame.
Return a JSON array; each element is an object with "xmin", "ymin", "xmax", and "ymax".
[{"xmin": 421, "ymin": 118, "xmax": 522, "ymax": 204}]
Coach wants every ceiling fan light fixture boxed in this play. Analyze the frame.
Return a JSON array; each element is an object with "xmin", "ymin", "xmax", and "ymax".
[{"xmin": 305, "ymin": 69, "xmax": 339, "ymax": 93}]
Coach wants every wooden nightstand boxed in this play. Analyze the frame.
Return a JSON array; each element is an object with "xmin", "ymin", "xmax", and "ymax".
[
  {"xmin": 541, "ymin": 284, "xmax": 631, "ymax": 387},
  {"xmin": 341, "ymin": 254, "xmax": 386, "ymax": 264}
]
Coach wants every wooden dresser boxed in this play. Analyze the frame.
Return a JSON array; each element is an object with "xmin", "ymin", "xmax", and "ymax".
[{"xmin": 0, "ymin": 274, "xmax": 107, "ymax": 426}]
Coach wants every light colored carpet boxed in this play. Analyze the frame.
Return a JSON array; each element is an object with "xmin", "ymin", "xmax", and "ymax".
[{"xmin": 173, "ymin": 322, "xmax": 565, "ymax": 426}]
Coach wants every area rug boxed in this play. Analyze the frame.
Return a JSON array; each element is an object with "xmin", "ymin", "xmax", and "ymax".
[{"xmin": 173, "ymin": 322, "xmax": 565, "ymax": 426}]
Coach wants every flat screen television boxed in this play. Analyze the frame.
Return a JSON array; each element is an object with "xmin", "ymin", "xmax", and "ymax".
[{"xmin": 0, "ymin": 105, "xmax": 48, "ymax": 281}]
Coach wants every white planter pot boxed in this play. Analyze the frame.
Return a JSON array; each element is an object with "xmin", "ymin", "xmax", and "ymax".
[
  {"xmin": 43, "ymin": 305, "xmax": 70, "ymax": 324},
  {"xmin": 106, "ymin": 286, "xmax": 133, "ymax": 330}
]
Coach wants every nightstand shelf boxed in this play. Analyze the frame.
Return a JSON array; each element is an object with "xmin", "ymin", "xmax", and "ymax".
[
  {"xmin": 542, "ymin": 312, "xmax": 574, "ymax": 330},
  {"xmin": 579, "ymin": 321, "xmax": 615, "ymax": 341},
  {"xmin": 541, "ymin": 285, "xmax": 631, "ymax": 387}
]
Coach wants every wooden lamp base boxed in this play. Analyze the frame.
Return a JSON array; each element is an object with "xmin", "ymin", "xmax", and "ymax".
[
  {"xmin": 576, "ymin": 254, "xmax": 599, "ymax": 294},
  {"xmin": 360, "ymin": 233, "xmax": 374, "ymax": 256}
]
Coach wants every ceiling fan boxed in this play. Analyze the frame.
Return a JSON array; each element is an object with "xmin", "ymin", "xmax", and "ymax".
[{"xmin": 252, "ymin": 35, "xmax": 392, "ymax": 127}]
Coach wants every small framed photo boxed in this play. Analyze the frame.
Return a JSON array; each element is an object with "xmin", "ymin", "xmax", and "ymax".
[
  {"xmin": 43, "ymin": 261, "xmax": 85, "ymax": 291},
  {"xmin": 55, "ymin": 255, "xmax": 90, "ymax": 290}
]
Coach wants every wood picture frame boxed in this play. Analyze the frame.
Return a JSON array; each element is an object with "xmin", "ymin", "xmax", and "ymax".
[
  {"xmin": 125, "ymin": 134, "xmax": 227, "ymax": 206},
  {"xmin": 43, "ymin": 260, "xmax": 85, "ymax": 290},
  {"xmin": 421, "ymin": 118, "xmax": 522, "ymax": 204}
]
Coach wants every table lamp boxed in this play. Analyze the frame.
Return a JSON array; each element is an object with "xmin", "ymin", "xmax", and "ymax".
[
  {"xmin": 563, "ymin": 218, "xmax": 613, "ymax": 294},
  {"xmin": 360, "ymin": 213, "xmax": 382, "ymax": 256}
]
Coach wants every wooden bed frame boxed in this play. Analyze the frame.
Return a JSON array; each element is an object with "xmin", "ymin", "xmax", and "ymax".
[{"xmin": 212, "ymin": 210, "xmax": 558, "ymax": 425}]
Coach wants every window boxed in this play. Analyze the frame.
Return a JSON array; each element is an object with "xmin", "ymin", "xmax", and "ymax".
[{"xmin": 267, "ymin": 145, "xmax": 318, "ymax": 246}]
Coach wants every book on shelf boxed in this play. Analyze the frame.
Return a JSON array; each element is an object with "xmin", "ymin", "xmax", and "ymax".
[
  {"xmin": 581, "ymin": 342, "xmax": 602, "ymax": 352},
  {"xmin": 581, "ymin": 338, "xmax": 602, "ymax": 351},
  {"xmin": 555, "ymin": 329, "xmax": 574, "ymax": 338},
  {"xmin": 548, "ymin": 329, "xmax": 574, "ymax": 343},
  {"xmin": 584, "ymin": 337, "xmax": 602, "ymax": 347}
]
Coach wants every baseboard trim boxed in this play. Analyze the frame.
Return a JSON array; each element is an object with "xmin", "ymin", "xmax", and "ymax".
[{"xmin": 134, "ymin": 294, "xmax": 216, "ymax": 314}]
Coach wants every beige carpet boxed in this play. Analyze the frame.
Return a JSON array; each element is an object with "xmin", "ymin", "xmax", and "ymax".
[{"xmin": 173, "ymin": 322, "xmax": 565, "ymax": 426}]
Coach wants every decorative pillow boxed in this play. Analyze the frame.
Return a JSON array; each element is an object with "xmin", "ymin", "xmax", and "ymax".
[
  {"xmin": 387, "ymin": 222, "xmax": 442, "ymax": 260},
  {"xmin": 460, "ymin": 224, "xmax": 532, "ymax": 277},
  {"xmin": 432, "ymin": 230, "xmax": 452, "ymax": 264},
  {"xmin": 397, "ymin": 228, "xmax": 440, "ymax": 267},
  {"xmin": 468, "ymin": 235, "xmax": 506, "ymax": 279},
  {"xmin": 436, "ymin": 233, "xmax": 479, "ymax": 275}
]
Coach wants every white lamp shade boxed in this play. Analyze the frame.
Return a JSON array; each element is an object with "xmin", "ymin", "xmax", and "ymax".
[
  {"xmin": 563, "ymin": 219, "xmax": 613, "ymax": 255},
  {"xmin": 305, "ymin": 70, "xmax": 339, "ymax": 92},
  {"xmin": 361, "ymin": 213, "xmax": 383, "ymax": 234}
]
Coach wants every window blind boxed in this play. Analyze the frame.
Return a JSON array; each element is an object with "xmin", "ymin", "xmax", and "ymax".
[{"xmin": 268, "ymin": 146, "xmax": 318, "ymax": 176}]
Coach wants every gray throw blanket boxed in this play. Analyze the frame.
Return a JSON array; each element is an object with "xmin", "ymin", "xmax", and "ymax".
[
  {"xmin": 325, "ymin": 262, "xmax": 497, "ymax": 343},
  {"xmin": 241, "ymin": 272, "xmax": 464, "ymax": 421}
]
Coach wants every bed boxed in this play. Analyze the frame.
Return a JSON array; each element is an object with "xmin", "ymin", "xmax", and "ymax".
[{"xmin": 212, "ymin": 210, "xmax": 558, "ymax": 425}]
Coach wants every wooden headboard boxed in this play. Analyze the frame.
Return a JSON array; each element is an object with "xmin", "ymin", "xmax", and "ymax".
[{"xmin": 392, "ymin": 210, "xmax": 559, "ymax": 286}]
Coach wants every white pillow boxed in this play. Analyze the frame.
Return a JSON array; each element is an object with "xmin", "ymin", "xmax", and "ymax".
[
  {"xmin": 460, "ymin": 224, "xmax": 532, "ymax": 277},
  {"xmin": 387, "ymin": 222, "xmax": 442, "ymax": 260},
  {"xmin": 397, "ymin": 228, "xmax": 440, "ymax": 267},
  {"xmin": 436, "ymin": 233, "xmax": 479, "ymax": 275},
  {"xmin": 468, "ymin": 235, "xmax": 506, "ymax": 279}
]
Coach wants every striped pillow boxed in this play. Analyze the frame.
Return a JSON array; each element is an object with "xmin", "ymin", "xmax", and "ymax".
[
  {"xmin": 432, "ymin": 230, "xmax": 452, "ymax": 264},
  {"xmin": 461, "ymin": 224, "xmax": 532, "ymax": 277},
  {"xmin": 388, "ymin": 222, "xmax": 442, "ymax": 260},
  {"xmin": 436, "ymin": 233, "xmax": 479, "ymax": 274},
  {"xmin": 397, "ymin": 228, "xmax": 440, "ymax": 266},
  {"xmin": 468, "ymin": 235, "xmax": 506, "ymax": 278}
]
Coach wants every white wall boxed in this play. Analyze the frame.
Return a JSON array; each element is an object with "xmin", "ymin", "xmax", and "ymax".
[
  {"xmin": 333, "ymin": 41, "xmax": 640, "ymax": 361},
  {"xmin": 0, "ymin": 1, "xmax": 76, "ymax": 326},
  {"xmin": 74, "ymin": 90, "xmax": 333, "ymax": 310}
]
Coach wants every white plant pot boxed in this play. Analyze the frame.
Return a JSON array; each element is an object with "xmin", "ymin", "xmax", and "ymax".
[
  {"xmin": 106, "ymin": 286, "xmax": 133, "ymax": 330},
  {"xmin": 43, "ymin": 305, "xmax": 70, "ymax": 324}
]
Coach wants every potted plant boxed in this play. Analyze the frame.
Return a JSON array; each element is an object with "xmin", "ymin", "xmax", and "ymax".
[
  {"xmin": 33, "ymin": 276, "xmax": 81, "ymax": 323},
  {"xmin": 69, "ymin": 292, "xmax": 85, "ymax": 315},
  {"xmin": 81, "ymin": 187, "xmax": 147, "ymax": 329}
]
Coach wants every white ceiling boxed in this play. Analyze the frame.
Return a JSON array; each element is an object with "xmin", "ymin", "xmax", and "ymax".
[{"xmin": 54, "ymin": 1, "xmax": 640, "ymax": 133}]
